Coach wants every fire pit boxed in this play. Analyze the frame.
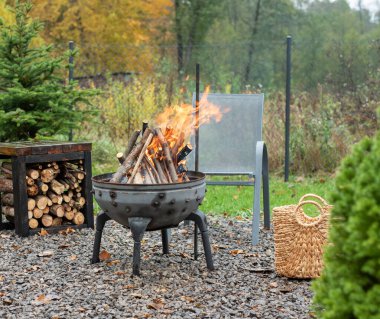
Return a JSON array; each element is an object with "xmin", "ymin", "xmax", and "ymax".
[{"xmin": 91, "ymin": 171, "xmax": 214, "ymax": 275}]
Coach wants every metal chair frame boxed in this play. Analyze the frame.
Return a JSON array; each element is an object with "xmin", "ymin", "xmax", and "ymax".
[{"xmin": 190, "ymin": 93, "xmax": 270, "ymax": 245}]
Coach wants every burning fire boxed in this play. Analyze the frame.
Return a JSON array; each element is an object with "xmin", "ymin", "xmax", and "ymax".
[{"xmin": 111, "ymin": 87, "xmax": 229, "ymax": 184}]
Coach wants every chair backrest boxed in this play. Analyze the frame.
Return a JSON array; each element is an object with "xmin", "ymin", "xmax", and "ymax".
[{"xmin": 187, "ymin": 93, "xmax": 264, "ymax": 175}]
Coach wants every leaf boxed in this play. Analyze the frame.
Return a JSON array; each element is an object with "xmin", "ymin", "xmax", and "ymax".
[
  {"xmin": 0, "ymin": 276, "xmax": 4, "ymax": 281},
  {"xmin": 69, "ymin": 255, "xmax": 77, "ymax": 261},
  {"xmin": 106, "ymin": 260, "xmax": 120, "ymax": 266},
  {"xmin": 147, "ymin": 299, "xmax": 165, "ymax": 310},
  {"xmin": 269, "ymin": 282, "xmax": 278, "ymax": 288},
  {"xmin": 35, "ymin": 294, "xmax": 51, "ymax": 304},
  {"xmin": 58, "ymin": 244, "xmax": 70, "ymax": 249},
  {"xmin": 229, "ymin": 249, "xmax": 244, "ymax": 256},
  {"xmin": 0, "ymin": 292, "xmax": 5, "ymax": 297},
  {"xmin": 123, "ymin": 284, "xmax": 135, "ymax": 289},
  {"xmin": 37, "ymin": 250, "xmax": 54, "ymax": 257},
  {"xmin": 180, "ymin": 252, "xmax": 191, "ymax": 259},
  {"xmin": 39, "ymin": 228, "xmax": 48, "ymax": 236},
  {"xmin": 59, "ymin": 227, "xmax": 76, "ymax": 235},
  {"xmin": 0, "ymin": 234, "xmax": 11, "ymax": 239},
  {"xmin": 180, "ymin": 296, "xmax": 195, "ymax": 303},
  {"xmin": 99, "ymin": 250, "xmax": 111, "ymax": 261}
]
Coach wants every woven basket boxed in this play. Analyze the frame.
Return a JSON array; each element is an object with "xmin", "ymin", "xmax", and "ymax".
[{"xmin": 273, "ymin": 194, "xmax": 332, "ymax": 279}]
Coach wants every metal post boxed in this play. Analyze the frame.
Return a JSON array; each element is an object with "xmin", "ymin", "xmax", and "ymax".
[
  {"xmin": 68, "ymin": 41, "xmax": 74, "ymax": 141},
  {"xmin": 195, "ymin": 63, "xmax": 200, "ymax": 172},
  {"xmin": 284, "ymin": 36, "xmax": 292, "ymax": 182}
]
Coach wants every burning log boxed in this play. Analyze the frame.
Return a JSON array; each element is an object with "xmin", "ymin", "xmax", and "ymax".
[
  {"xmin": 177, "ymin": 144, "xmax": 193, "ymax": 163},
  {"xmin": 111, "ymin": 128, "xmax": 153, "ymax": 183},
  {"xmin": 155, "ymin": 128, "xmax": 178, "ymax": 182},
  {"xmin": 128, "ymin": 132, "xmax": 154, "ymax": 183}
]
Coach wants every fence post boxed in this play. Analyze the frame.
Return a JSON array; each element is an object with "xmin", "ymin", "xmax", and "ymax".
[
  {"xmin": 284, "ymin": 36, "xmax": 292, "ymax": 182},
  {"xmin": 68, "ymin": 41, "xmax": 74, "ymax": 142}
]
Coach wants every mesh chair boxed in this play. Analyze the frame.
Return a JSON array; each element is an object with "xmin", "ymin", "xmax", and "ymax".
[{"xmin": 188, "ymin": 93, "xmax": 270, "ymax": 245}]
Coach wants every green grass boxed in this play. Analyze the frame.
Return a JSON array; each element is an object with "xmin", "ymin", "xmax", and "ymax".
[{"xmin": 201, "ymin": 175, "xmax": 335, "ymax": 218}]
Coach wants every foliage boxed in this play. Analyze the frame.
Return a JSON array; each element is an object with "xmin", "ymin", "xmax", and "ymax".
[
  {"xmin": 0, "ymin": 1, "xmax": 96, "ymax": 141},
  {"xmin": 83, "ymin": 77, "xmax": 181, "ymax": 150},
  {"xmin": 30, "ymin": 0, "xmax": 172, "ymax": 75},
  {"xmin": 313, "ymin": 131, "xmax": 380, "ymax": 318}
]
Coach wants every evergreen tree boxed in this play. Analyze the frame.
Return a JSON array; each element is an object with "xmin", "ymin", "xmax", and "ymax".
[
  {"xmin": 0, "ymin": 1, "xmax": 96, "ymax": 141},
  {"xmin": 313, "ymin": 127, "xmax": 380, "ymax": 318}
]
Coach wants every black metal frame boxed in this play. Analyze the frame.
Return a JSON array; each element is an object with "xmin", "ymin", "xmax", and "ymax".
[
  {"xmin": 92, "ymin": 210, "xmax": 214, "ymax": 276},
  {"xmin": 0, "ymin": 151, "xmax": 94, "ymax": 236}
]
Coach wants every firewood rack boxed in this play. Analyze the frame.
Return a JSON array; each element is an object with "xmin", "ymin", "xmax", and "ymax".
[{"xmin": 0, "ymin": 141, "xmax": 94, "ymax": 236}]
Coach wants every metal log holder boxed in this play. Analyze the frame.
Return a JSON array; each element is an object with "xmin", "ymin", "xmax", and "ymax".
[
  {"xmin": 90, "ymin": 171, "xmax": 214, "ymax": 276},
  {"xmin": 0, "ymin": 141, "xmax": 94, "ymax": 236}
]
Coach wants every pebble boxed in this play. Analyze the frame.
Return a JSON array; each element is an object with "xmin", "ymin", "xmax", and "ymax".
[{"xmin": 0, "ymin": 217, "xmax": 313, "ymax": 318}]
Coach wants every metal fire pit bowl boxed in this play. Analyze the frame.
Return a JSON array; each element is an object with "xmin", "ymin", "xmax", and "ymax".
[{"xmin": 91, "ymin": 171, "xmax": 214, "ymax": 275}]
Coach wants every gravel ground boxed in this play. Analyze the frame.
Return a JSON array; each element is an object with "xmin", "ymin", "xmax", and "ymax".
[{"xmin": 0, "ymin": 217, "xmax": 313, "ymax": 319}]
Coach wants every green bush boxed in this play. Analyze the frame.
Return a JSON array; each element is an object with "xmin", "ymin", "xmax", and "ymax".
[{"xmin": 312, "ymin": 131, "xmax": 380, "ymax": 318}]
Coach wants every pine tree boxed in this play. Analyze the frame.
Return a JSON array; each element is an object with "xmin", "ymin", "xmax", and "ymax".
[
  {"xmin": 313, "ymin": 129, "xmax": 380, "ymax": 318},
  {"xmin": 0, "ymin": 1, "xmax": 96, "ymax": 141}
]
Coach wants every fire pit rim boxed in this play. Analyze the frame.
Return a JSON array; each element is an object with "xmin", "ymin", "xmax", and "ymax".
[{"xmin": 92, "ymin": 171, "xmax": 205, "ymax": 191}]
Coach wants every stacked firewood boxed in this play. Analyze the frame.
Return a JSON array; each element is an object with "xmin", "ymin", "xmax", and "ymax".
[
  {"xmin": 0, "ymin": 161, "xmax": 86, "ymax": 229},
  {"xmin": 111, "ymin": 124, "xmax": 193, "ymax": 184}
]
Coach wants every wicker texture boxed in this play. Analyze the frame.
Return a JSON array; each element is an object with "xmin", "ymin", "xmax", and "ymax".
[{"xmin": 273, "ymin": 194, "xmax": 332, "ymax": 278}]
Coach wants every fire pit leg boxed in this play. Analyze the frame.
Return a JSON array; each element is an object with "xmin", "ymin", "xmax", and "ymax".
[
  {"xmin": 161, "ymin": 228, "xmax": 170, "ymax": 254},
  {"xmin": 128, "ymin": 217, "xmax": 152, "ymax": 276},
  {"xmin": 91, "ymin": 211, "xmax": 111, "ymax": 264},
  {"xmin": 185, "ymin": 210, "xmax": 214, "ymax": 271}
]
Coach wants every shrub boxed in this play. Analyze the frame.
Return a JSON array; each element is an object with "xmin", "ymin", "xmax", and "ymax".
[{"xmin": 312, "ymin": 130, "xmax": 380, "ymax": 318}]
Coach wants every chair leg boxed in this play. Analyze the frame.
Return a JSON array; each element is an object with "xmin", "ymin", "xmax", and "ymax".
[
  {"xmin": 252, "ymin": 176, "xmax": 261, "ymax": 246},
  {"xmin": 91, "ymin": 211, "xmax": 111, "ymax": 264},
  {"xmin": 194, "ymin": 223, "xmax": 199, "ymax": 260},
  {"xmin": 161, "ymin": 228, "xmax": 170, "ymax": 255},
  {"xmin": 185, "ymin": 210, "xmax": 214, "ymax": 270}
]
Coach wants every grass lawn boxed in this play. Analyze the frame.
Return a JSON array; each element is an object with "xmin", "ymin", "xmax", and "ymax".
[{"xmin": 201, "ymin": 174, "xmax": 335, "ymax": 218}]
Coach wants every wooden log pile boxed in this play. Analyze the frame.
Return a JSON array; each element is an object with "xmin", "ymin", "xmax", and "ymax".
[
  {"xmin": 111, "ymin": 123, "xmax": 193, "ymax": 184},
  {"xmin": 0, "ymin": 161, "xmax": 86, "ymax": 229}
]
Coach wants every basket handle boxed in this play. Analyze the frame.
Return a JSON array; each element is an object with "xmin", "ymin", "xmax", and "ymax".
[
  {"xmin": 294, "ymin": 200, "xmax": 326, "ymax": 227},
  {"xmin": 298, "ymin": 193, "xmax": 328, "ymax": 205}
]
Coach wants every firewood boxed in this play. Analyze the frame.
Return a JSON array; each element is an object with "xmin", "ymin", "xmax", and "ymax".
[
  {"xmin": 140, "ymin": 164, "xmax": 150, "ymax": 184},
  {"xmin": 177, "ymin": 144, "xmax": 193, "ymax": 163},
  {"xmin": 53, "ymin": 163, "xmax": 59, "ymax": 170},
  {"xmin": 26, "ymin": 176, "xmax": 35, "ymax": 186},
  {"xmin": 153, "ymin": 158, "xmax": 168, "ymax": 183},
  {"xmin": 75, "ymin": 186, "xmax": 82, "ymax": 193},
  {"xmin": 73, "ymin": 212, "xmax": 85, "ymax": 225},
  {"xmin": 1, "ymin": 193, "xmax": 14, "ymax": 206},
  {"xmin": 57, "ymin": 180, "xmax": 70, "ymax": 191},
  {"xmin": 124, "ymin": 129, "xmax": 141, "ymax": 159},
  {"xmin": 28, "ymin": 218, "xmax": 39, "ymax": 229},
  {"xmin": 75, "ymin": 192, "xmax": 82, "ymax": 198},
  {"xmin": 28, "ymin": 210, "xmax": 33, "ymax": 219},
  {"xmin": 27, "ymin": 184, "xmax": 39, "ymax": 197},
  {"xmin": 143, "ymin": 160, "xmax": 156, "ymax": 184},
  {"xmin": 63, "ymin": 162, "xmax": 78, "ymax": 170},
  {"xmin": 128, "ymin": 132, "xmax": 154, "ymax": 183},
  {"xmin": 47, "ymin": 198, "xmax": 53, "ymax": 207},
  {"xmin": 171, "ymin": 131, "xmax": 185, "ymax": 159},
  {"xmin": 47, "ymin": 191, "xmax": 60, "ymax": 204},
  {"xmin": 155, "ymin": 128, "xmax": 178, "ymax": 182},
  {"xmin": 142, "ymin": 120, "xmax": 149, "ymax": 135},
  {"xmin": 33, "ymin": 208, "xmax": 43, "ymax": 219},
  {"xmin": 144, "ymin": 156, "xmax": 160, "ymax": 183},
  {"xmin": 111, "ymin": 128, "xmax": 152, "ymax": 183},
  {"xmin": 35, "ymin": 195, "xmax": 48, "ymax": 209},
  {"xmin": 27, "ymin": 169, "xmax": 39, "ymax": 180},
  {"xmin": 36, "ymin": 180, "xmax": 49, "ymax": 193},
  {"xmin": 69, "ymin": 199, "xmax": 75, "ymax": 207},
  {"xmin": 72, "ymin": 172, "xmax": 85, "ymax": 180},
  {"xmin": 52, "ymin": 217, "xmax": 63, "ymax": 226},
  {"xmin": 67, "ymin": 190, "xmax": 74, "ymax": 198},
  {"xmin": 50, "ymin": 205, "xmax": 64, "ymax": 217},
  {"xmin": 1, "ymin": 206, "xmax": 14, "ymax": 217},
  {"xmin": 64, "ymin": 210, "xmax": 74, "ymax": 221},
  {"xmin": 0, "ymin": 166, "xmax": 12, "ymax": 178},
  {"xmin": 50, "ymin": 179, "xmax": 65, "ymax": 195},
  {"xmin": 41, "ymin": 168, "xmax": 57, "ymax": 183},
  {"xmin": 42, "ymin": 207, "xmax": 50, "ymax": 214},
  {"xmin": 76, "ymin": 197, "xmax": 86, "ymax": 207},
  {"xmin": 0, "ymin": 178, "xmax": 13, "ymax": 192},
  {"xmin": 63, "ymin": 176, "xmax": 79, "ymax": 189},
  {"xmin": 116, "ymin": 152, "xmax": 125, "ymax": 164},
  {"xmin": 133, "ymin": 171, "xmax": 144, "ymax": 184},
  {"xmin": 28, "ymin": 198, "xmax": 36, "ymax": 211},
  {"xmin": 162, "ymin": 160, "xmax": 173, "ymax": 183},
  {"xmin": 63, "ymin": 195, "xmax": 70, "ymax": 203},
  {"xmin": 41, "ymin": 215, "xmax": 53, "ymax": 227},
  {"xmin": 1, "ymin": 162, "xmax": 12, "ymax": 171},
  {"xmin": 63, "ymin": 203, "xmax": 72, "ymax": 211}
]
